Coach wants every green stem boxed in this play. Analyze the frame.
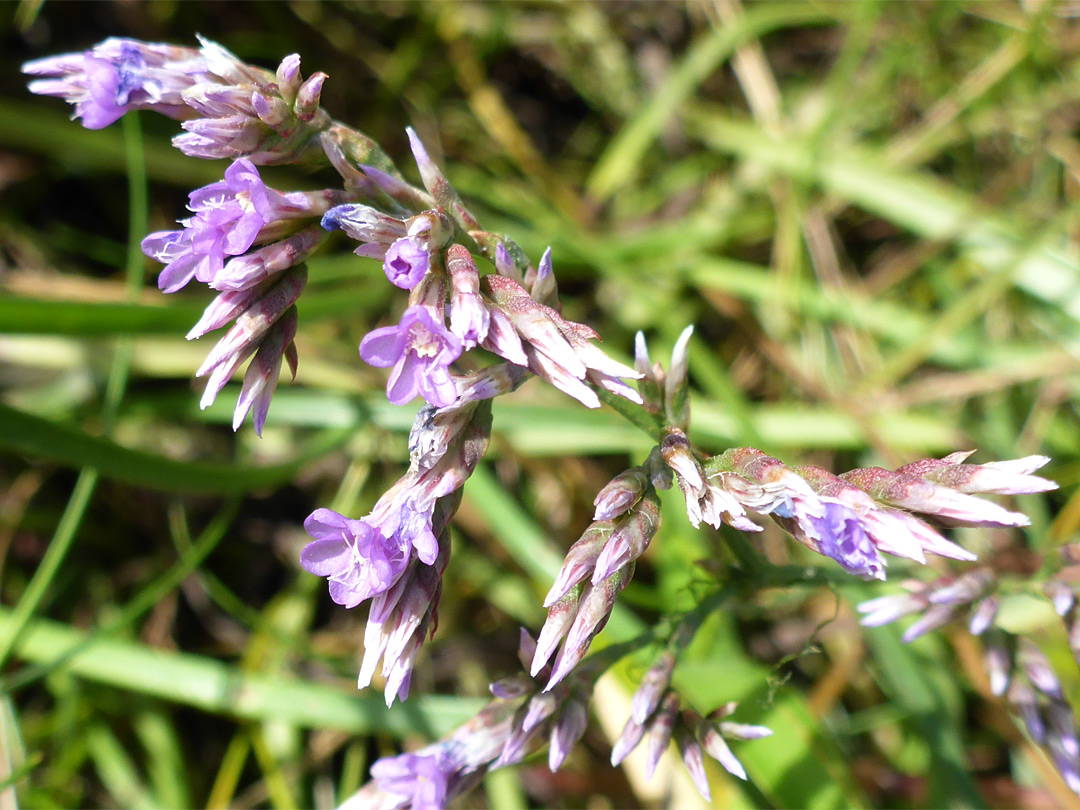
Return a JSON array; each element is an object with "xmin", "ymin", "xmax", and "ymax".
[
  {"xmin": 0, "ymin": 468, "xmax": 98, "ymax": 668},
  {"xmin": 593, "ymin": 386, "xmax": 664, "ymax": 441}
]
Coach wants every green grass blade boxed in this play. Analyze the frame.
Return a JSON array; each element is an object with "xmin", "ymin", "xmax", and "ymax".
[
  {"xmin": 586, "ymin": 3, "xmax": 835, "ymax": 200},
  {"xmin": 0, "ymin": 607, "xmax": 483, "ymax": 738},
  {"xmin": 0, "ymin": 402, "xmax": 350, "ymax": 493},
  {"xmin": 86, "ymin": 724, "xmax": 155, "ymax": 810},
  {"xmin": 687, "ymin": 111, "xmax": 1080, "ymax": 326}
]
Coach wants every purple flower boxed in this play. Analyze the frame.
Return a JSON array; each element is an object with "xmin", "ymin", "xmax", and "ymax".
[
  {"xmin": 141, "ymin": 229, "xmax": 200, "ymax": 294},
  {"xmin": 142, "ymin": 159, "xmax": 272, "ymax": 291},
  {"xmin": 188, "ymin": 159, "xmax": 274, "ymax": 265},
  {"xmin": 300, "ymin": 508, "xmax": 409, "ymax": 608},
  {"xmin": 807, "ymin": 500, "xmax": 884, "ymax": 580},
  {"xmin": 370, "ymin": 749, "xmax": 452, "ymax": 810},
  {"xmin": 360, "ymin": 306, "xmax": 463, "ymax": 408},
  {"xmin": 24, "ymin": 38, "xmax": 208, "ymax": 129},
  {"xmin": 384, "ymin": 236, "xmax": 430, "ymax": 289},
  {"xmin": 143, "ymin": 160, "xmax": 335, "ymax": 293}
]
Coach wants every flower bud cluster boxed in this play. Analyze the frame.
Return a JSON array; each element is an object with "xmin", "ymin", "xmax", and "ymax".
[
  {"xmin": 332, "ymin": 130, "xmax": 643, "ymax": 414},
  {"xmin": 535, "ymin": 488, "xmax": 662, "ymax": 689},
  {"xmin": 25, "ymin": 37, "xmax": 331, "ymax": 163},
  {"xmin": 301, "ymin": 398, "xmax": 492, "ymax": 705},
  {"xmin": 697, "ymin": 448, "xmax": 1055, "ymax": 580},
  {"xmin": 489, "ymin": 631, "xmax": 591, "ymax": 771},
  {"xmin": 972, "ymin": 631, "xmax": 1080, "ymax": 795},
  {"xmin": 856, "ymin": 568, "xmax": 996, "ymax": 641},
  {"xmin": 348, "ymin": 629, "xmax": 593, "ymax": 810},
  {"xmin": 140, "ymin": 156, "xmax": 347, "ymax": 431},
  {"xmin": 348, "ymin": 696, "xmax": 517, "ymax": 810},
  {"xmin": 612, "ymin": 650, "xmax": 771, "ymax": 801},
  {"xmin": 188, "ymin": 266, "xmax": 306, "ymax": 434}
]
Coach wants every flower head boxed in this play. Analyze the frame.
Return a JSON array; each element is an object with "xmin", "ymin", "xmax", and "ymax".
[
  {"xmin": 301, "ymin": 508, "xmax": 409, "ymax": 608},
  {"xmin": 143, "ymin": 159, "xmax": 327, "ymax": 292},
  {"xmin": 23, "ymin": 38, "xmax": 209, "ymax": 128},
  {"xmin": 360, "ymin": 306, "xmax": 463, "ymax": 408},
  {"xmin": 370, "ymin": 749, "xmax": 451, "ymax": 810},
  {"xmin": 384, "ymin": 236, "xmax": 430, "ymax": 289},
  {"xmin": 805, "ymin": 499, "xmax": 884, "ymax": 580}
]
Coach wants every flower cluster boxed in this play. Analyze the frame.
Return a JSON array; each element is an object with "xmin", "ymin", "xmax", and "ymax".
[
  {"xmin": 25, "ymin": 36, "xmax": 330, "ymax": 161},
  {"xmin": 141, "ymin": 157, "xmax": 344, "ymax": 432},
  {"xmin": 27, "ymin": 35, "xmax": 1066, "ymax": 810},
  {"xmin": 610, "ymin": 649, "xmax": 771, "ymax": 800},
  {"xmin": 857, "ymin": 567, "xmax": 997, "ymax": 641}
]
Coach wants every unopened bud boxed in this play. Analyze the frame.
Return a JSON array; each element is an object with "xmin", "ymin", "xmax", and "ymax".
[
  {"xmin": 718, "ymin": 722, "xmax": 773, "ymax": 741},
  {"xmin": 452, "ymin": 363, "xmax": 529, "ymax": 406},
  {"xmin": 489, "ymin": 674, "xmax": 533, "ymax": 700},
  {"xmin": 321, "ymin": 203, "xmax": 406, "ymax": 244},
  {"xmin": 532, "ymin": 587, "xmax": 580, "ymax": 677},
  {"xmin": 252, "ymin": 91, "xmax": 291, "ymax": 130},
  {"xmin": 482, "ymin": 306, "xmax": 529, "ymax": 366},
  {"xmin": 664, "ymin": 325, "xmax": 693, "ymax": 431},
  {"xmin": 693, "ymin": 713, "xmax": 747, "ymax": 782},
  {"xmin": 631, "ymin": 651, "xmax": 675, "ymax": 725},
  {"xmin": 549, "ymin": 698, "xmax": 588, "ymax": 772},
  {"xmin": 213, "ymin": 226, "xmax": 326, "ymax": 291},
  {"xmin": 518, "ymin": 628, "xmax": 537, "ymax": 672},
  {"xmin": 660, "ymin": 427, "xmax": 704, "ymax": 490},
  {"xmin": 1018, "ymin": 639, "xmax": 1063, "ymax": 700},
  {"xmin": 968, "ymin": 596, "xmax": 999, "ymax": 636},
  {"xmin": 294, "ymin": 72, "xmax": 326, "ymax": 121},
  {"xmin": 233, "ymin": 305, "xmax": 297, "ymax": 435},
  {"xmin": 187, "ymin": 285, "xmax": 263, "ymax": 340},
  {"xmin": 446, "ymin": 244, "xmax": 490, "ymax": 348},
  {"xmin": 593, "ymin": 467, "xmax": 649, "ymax": 522},
  {"xmin": 929, "ymin": 569, "xmax": 993, "ymax": 606},
  {"xmin": 984, "ymin": 634, "xmax": 1011, "ymax": 697},
  {"xmin": 276, "ymin": 54, "xmax": 303, "ymax": 101},
  {"xmin": 1009, "ymin": 680, "xmax": 1046, "ymax": 743},
  {"xmin": 545, "ymin": 523, "xmax": 611, "ymax": 607},
  {"xmin": 521, "ymin": 690, "xmax": 560, "ymax": 735},
  {"xmin": 592, "ymin": 490, "xmax": 661, "ymax": 583},
  {"xmin": 545, "ymin": 564, "xmax": 634, "ymax": 690},
  {"xmin": 406, "ymin": 127, "xmax": 479, "ymax": 230},
  {"xmin": 902, "ymin": 604, "xmax": 956, "ymax": 642},
  {"xmin": 645, "ymin": 692, "xmax": 679, "ymax": 779},
  {"xmin": 531, "ymin": 247, "xmax": 558, "ymax": 308},
  {"xmin": 492, "ymin": 241, "xmax": 526, "ymax": 285},
  {"xmin": 676, "ymin": 722, "xmax": 712, "ymax": 800},
  {"xmin": 611, "ymin": 715, "xmax": 646, "ymax": 767}
]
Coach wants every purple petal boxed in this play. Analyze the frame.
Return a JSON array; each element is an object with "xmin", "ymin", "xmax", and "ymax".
[
  {"xmin": 420, "ymin": 365, "xmax": 457, "ymax": 409},
  {"xmin": 387, "ymin": 354, "xmax": 421, "ymax": 406},
  {"xmin": 359, "ymin": 325, "xmax": 405, "ymax": 368},
  {"xmin": 303, "ymin": 507, "xmax": 352, "ymax": 541},
  {"xmin": 299, "ymin": 538, "xmax": 351, "ymax": 576},
  {"xmin": 157, "ymin": 253, "xmax": 200, "ymax": 293},
  {"xmin": 223, "ymin": 211, "xmax": 264, "ymax": 255}
]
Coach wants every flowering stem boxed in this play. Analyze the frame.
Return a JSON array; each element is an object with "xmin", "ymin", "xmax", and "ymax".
[{"xmin": 593, "ymin": 386, "xmax": 664, "ymax": 441}]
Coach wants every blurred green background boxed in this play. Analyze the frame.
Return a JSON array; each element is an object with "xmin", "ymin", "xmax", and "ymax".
[{"xmin": 0, "ymin": 1, "xmax": 1078, "ymax": 807}]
